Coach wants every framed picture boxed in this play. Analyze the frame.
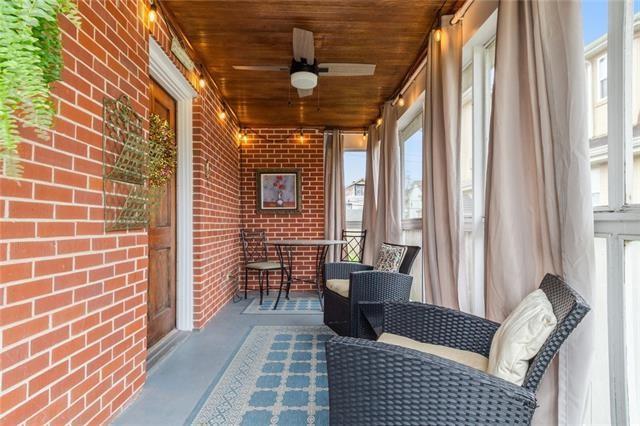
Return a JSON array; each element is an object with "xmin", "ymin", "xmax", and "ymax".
[{"xmin": 256, "ymin": 168, "xmax": 302, "ymax": 213}]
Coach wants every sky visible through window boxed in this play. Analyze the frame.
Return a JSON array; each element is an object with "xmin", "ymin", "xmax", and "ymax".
[
  {"xmin": 404, "ymin": 130, "xmax": 422, "ymax": 186},
  {"xmin": 583, "ymin": 0, "xmax": 640, "ymax": 44},
  {"xmin": 343, "ymin": 151, "xmax": 366, "ymax": 185}
]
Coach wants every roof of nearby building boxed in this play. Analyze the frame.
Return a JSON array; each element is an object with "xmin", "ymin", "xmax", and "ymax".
[
  {"xmin": 346, "ymin": 178, "xmax": 365, "ymax": 188},
  {"xmin": 584, "ymin": 13, "xmax": 640, "ymax": 59}
]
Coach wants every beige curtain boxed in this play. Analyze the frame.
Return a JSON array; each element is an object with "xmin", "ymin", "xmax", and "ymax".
[
  {"xmin": 422, "ymin": 16, "xmax": 463, "ymax": 310},
  {"xmin": 485, "ymin": 0, "xmax": 594, "ymax": 424},
  {"xmin": 362, "ymin": 124, "xmax": 380, "ymax": 264},
  {"xmin": 324, "ymin": 129, "xmax": 345, "ymax": 262},
  {"xmin": 371, "ymin": 102, "xmax": 403, "ymax": 255}
]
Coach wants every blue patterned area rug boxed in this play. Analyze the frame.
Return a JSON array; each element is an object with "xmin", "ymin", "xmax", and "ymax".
[
  {"xmin": 188, "ymin": 325, "xmax": 334, "ymax": 425},
  {"xmin": 242, "ymin": 295, "xmax": 322, "ymax": 315}
]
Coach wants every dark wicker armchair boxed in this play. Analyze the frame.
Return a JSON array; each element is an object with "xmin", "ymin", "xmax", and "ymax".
[
  {"xmin": 326, "ymin": 273, "xmax": 590, "ymax": 425},
  {"xmin": 323, "ymin": 243, "xmax": 420, "ymax": 337}
]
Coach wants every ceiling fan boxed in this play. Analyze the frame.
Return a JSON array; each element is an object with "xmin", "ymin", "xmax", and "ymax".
[{"xmin": 233, "ymin": 28, "xmax": 376, "ymax": 98}]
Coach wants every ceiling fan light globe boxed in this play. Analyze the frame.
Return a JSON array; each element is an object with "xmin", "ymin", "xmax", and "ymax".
[{"xmin": 291, "ymin": 71, "xmax": 317, "ymax": 90}]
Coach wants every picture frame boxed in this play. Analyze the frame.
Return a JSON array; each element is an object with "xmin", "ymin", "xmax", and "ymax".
[{"xmin": 256, "ymin": 168, "xmax": 302, "ymax": 213}]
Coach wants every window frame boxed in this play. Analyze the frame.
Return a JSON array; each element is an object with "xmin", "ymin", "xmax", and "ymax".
[
  {"xmin": 459, "ymin": 13, "xmax": 497, "ymax": 317},
  {"xmin": 342, "ymin": 147, "xmax": 367, "ymax": 231},
  {"xmin": 593, "ymin": 1, "xmax": 640, "ymax": 424},
  {"xmin": 399, "ymin": 110, "xmax": 424, "ymax": 227},
  {"xmin": 598, "ymin": 54, "xmax": 608, "ymax": 100}
]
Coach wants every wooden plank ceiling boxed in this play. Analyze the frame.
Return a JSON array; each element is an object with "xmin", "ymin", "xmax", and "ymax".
[{"xmin": 161, "ymin": 0, "xmax": 462, "ymax": 128}]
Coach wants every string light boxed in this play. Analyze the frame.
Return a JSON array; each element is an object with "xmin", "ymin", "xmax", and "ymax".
[
  {"xmin": 397, "ymin": 94, "xmax": 405, "ymax": 107},
  {"xmin": 298, "ymin": 129, "xmax": 304, "ymax": 143},
  {"xmin": 148, "ymin": 1, "xmax": 157, "ymax": 23},
  {"xmin": 376, "ymin": 117, "xmax": 383, "ymax": 127},
  {"xmin": 199, "ymin": 76, "xmax": 206, "ymax": 89},
  {"xmin": 434, "ymin": 28, "xmax": 442, "ymax": 43},
  {"xmin": 362, "ymin": 131, "xmax": 367, "ymax": 141},
  {"xmin": 218, "ymin": 110, "xmax": 227, "ymax": 120}
]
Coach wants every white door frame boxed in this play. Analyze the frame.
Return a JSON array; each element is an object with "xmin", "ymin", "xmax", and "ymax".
[{"xmin": 149, "ymin": 37, "xmax": 197, "ymax": 331}]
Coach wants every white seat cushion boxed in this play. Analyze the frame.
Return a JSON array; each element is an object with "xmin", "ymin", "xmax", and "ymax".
[
  {"xmin": 377, "ymin": 332, "xmax": 488, "ymax": 372},
  {"xmin": 487, "ymin": 289, "xmax": 557, "ymax": 385},
  {"xmin": 246, "ymin": 261, "xmax": 281, "ymax": 270},
  {"xmin": 326, "ymin": 279, "xmax": 350, "ymax": 298}
]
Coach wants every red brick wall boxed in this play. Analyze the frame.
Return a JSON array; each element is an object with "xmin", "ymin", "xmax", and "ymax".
[
  {"xmin": 0, "ymin": 1, "xmax": 241, "ymax": 424},
  {"xmin": 192, "ymin": 92, "xmax": 241, "ymax": 328},
  {"xmin": 240, "ymin": 129, "xmax": 325, "ymax": 291}
]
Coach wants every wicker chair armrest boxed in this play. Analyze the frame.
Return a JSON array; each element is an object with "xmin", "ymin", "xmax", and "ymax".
[
  {"xmin": 349, "ymin": 271, "xmax": 412, "ymax": 338},
  {"xmin": 383, "ymin": 302, "xmax": 500, "ymax": 357},
  {"xmin": 324, "ymin": 262, "xmax": 373, "ymax": 280},
  {"xmin": 326, "ymin": 336, "xmax": 536, "ymax": 426}
]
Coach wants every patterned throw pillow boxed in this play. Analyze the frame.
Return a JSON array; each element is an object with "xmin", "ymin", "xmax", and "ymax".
[{"xmin": 373, "ymin": 244, "xmax": 406, "ymax": 272}]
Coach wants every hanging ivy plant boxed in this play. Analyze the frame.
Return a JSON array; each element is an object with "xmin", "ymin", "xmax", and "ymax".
[
  {"xmin": 148, "ymin": 113, "xmax": 177, "ymax": 188},
  {"xmin": 0, "ymin": 0, "xmax": 80, "ymax": 176}
]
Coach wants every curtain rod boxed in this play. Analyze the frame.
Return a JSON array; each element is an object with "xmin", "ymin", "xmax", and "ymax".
[
  {"xmin": 393, "ymin": 0, "xmax": 475, "ymax": 102},
  {"xmin": 450, "ymin": 0, "xmax": 474, "ymax": 25}
]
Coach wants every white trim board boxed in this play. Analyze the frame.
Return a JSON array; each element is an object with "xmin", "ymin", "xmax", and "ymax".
[{"xmin": 149, "ymin": 37, "xmax": 197, "ymax": 331}]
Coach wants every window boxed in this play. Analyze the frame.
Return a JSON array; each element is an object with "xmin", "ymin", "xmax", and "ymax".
[
  {"xmin": 586, "ymin": 1, "xmax": 640, "ymax": 424},
  {"xmin": 343, "ymin": 150, "xmax": 366, "ymax": 230},
  {"xmin": 458, "ymin": 12, "xmax": 497, "ymax": 316},
  {"xmin": 624, "ymin": 239, "xmax": 640, "ymax": 425},
  {"xmin": 587, "ymin": 237, "xmax": 611, "ymax": 424},
  {"xmin": 584, "ymin": 1, "xmax": 610, "ymax": 206},
  {"xmin": 628, "ymin": 0, "xmax": 640, "ymax": 204},
  {"xmin": 400, "ymin": 113, "xmax": 423, "ymax": 220},
  {"xmin": 598, "ymin": 55, "xmax": 608, "ymax": 100},
  {"xmin": 399, "ymin": 108, "xmax": 424, "ymax": 302}
]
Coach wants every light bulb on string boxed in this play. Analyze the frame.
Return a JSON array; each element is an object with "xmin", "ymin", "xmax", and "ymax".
[{"xmin": 148, "ymin": 2, "xmax": 157, "ymax": 23}]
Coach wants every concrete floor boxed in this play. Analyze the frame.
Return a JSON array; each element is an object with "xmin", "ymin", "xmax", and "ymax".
[{"xmin": 112, "ymin": 293, "xmax": 323, "ymax": 426}]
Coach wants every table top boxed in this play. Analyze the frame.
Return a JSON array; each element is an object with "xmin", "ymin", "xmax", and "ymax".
[{"xmin": 268, "ymin": 239, "xmax": 346, "ymax": 246}]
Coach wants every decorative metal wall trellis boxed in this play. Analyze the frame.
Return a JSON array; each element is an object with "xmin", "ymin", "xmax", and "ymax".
[{"xmin": 102, "ymin": 95, "xmax": 149, "ymax": 231}]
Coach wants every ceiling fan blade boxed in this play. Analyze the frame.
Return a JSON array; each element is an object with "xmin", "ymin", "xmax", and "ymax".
[
  {"xmin": 293, "ymin": 28, "xmax": 315, "ymax": 64},
  {"xmin": 318, "ymin": 63, "xmax": 376, "ymax": 76},
  {"xmin": 297, "ymin": 88, "xmax": 314, "ymax": 98},
  {"xmin": 233, "ymin": 65, "xmax": 289, "ymax": 71}
]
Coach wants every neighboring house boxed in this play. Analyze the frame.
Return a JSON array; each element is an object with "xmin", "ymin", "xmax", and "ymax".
[
  {"xmin": 403, "ymin": 180, "xmax": 422, "ymax": 219},
  {"xmin": 585, "ymin": 14, "xmax": 640, "ymax": 205},
  {"xmin": 345, "ymin": 178, "xmax": 365, "ymax": 227}
]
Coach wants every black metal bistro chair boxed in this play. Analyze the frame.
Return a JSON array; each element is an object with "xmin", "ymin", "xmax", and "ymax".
[
  {"xmin": 326, "ymin": 273, "xmax": 590, "ymax": 425},
  {"xmin": 240, "ymin": 229, "xmax": 283, "ymax": 304},
  {"xmin": 323, "ymin": 242, "xmax": 421, "ymax": 337},
  {"xmin": 340, "ymin": 229, "xmax": 367, "ymax": 263}
]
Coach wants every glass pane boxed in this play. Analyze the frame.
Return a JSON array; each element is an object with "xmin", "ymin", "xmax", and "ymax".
[
  {"xmin": 403, "ymin": 228, "xmax": 423, "ymax": 302},
  {"xmin": 628, "ymin": 0, "xmax": 640, "ymax": 204},
  {"xmin": 586, "ymin": 237, "xmax": 611, "ymax": 425},
  {"xmin": 583, "ymin": 0, "xmax": 609, "ymax": 206},
  {"xmin": 624, "ymin": 239, "xmax": 640, "ymax": 424},
  {"xmin": 461, "ymin": 65, "xmax": 473, "ymax": 220},
  {"xmin": 484, "ymin": 39, "xmax": 496, "ymax": 146},
  {"xmin": 402, "ymin": 128, "xmax": 423, "ymax": 220},
  {"xmin": 344, "ymin": 150, "xmax": 366, "ymax": 230}
]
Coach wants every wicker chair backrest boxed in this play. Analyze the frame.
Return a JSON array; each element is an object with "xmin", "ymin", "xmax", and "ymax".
[
  {"xmin": 240, "ymin": 229, "xmax": 268, "ymax": 264},
  {"xmin": 398, "ymin": 245, "xmax": 421, "ymax": 274},
  {"xmin": 521, "ymin": 273, "xmax": 590, "ymax": 393},
  {"xmin": 381, "ymin": 243, "xmax": 421, "ymax": 275}
]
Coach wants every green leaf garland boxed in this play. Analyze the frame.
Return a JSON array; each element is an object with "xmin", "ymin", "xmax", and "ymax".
[
  {"xmin": 0, "ymin": 0, "xmax": 80, "ymax": 176},
  {"xmin": 148, "ymin": 113, "xmax": 176, "ymax": 188}
]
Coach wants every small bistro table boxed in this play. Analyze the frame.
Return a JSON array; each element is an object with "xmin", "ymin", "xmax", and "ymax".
[{"xmin": 268, "ymin": 239, "xmax": 346, "ymax": 310}]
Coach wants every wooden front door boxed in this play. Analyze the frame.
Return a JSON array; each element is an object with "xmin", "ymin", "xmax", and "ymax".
[{"xmin": 147, "ymin": 80, "xmax": 177, "ymax": 348}]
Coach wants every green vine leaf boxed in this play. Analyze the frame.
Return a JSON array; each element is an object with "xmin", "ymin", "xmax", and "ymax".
[{"xmin": 0, "ymin": 0, "xmax": 80, "ymax": 177}]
